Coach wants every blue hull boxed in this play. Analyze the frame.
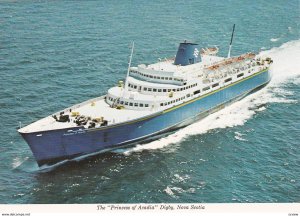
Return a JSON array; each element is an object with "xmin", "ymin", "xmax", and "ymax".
[{"xmin": 20, "ymin": 69, "xmax": 271, "ymax": 166}]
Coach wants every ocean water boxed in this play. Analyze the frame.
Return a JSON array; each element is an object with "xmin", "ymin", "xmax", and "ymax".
[{"xmin": 0, "ymin": 0, "xmax": 299, "ymax": 204}]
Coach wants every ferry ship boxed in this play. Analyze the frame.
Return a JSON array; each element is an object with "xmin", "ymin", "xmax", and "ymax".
[{"xmin": 18, "ymin": 26, "xmax": 273, "ymax": 167}]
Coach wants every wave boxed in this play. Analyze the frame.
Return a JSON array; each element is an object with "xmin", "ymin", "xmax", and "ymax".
[
  {"xmin": 260, "ymin": 40, "xmax": 300, "ymax": 85},
  {"xmin": 270, "ymin": 26, "xmax": 295, "ymax": 43},
  {"xmin": 234, "ymin": 132, "xmax": 247, "ymax": 141},
  {"xmin": 270, "ymin": 38, "xmax": 280, "ymax": 42},
  {"xmin": 12, "ymin": 156, "xmax": 29, "ymax": 169},
  {"xmin": 115, "ymin": 40, "xmax": 300, "ymax": 155}
]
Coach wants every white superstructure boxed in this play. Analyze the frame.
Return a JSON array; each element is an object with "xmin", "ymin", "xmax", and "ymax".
[{"xmin": 19, "ymin": 44, "xmax": 272, "ymax": 135}]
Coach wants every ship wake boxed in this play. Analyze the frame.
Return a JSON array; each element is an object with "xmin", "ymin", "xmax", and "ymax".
[{"xmin": 116, "ymin": 39, "xmax": 300, "ymax": 155}]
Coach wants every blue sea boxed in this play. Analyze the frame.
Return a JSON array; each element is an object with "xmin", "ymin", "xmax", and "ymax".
[{"xmin": 0, "ymin": 0, "xmax": 299, "ymax": 204}]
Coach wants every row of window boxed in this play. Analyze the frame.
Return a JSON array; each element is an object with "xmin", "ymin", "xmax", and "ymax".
[
  {"xmin": 107, "ymin": 95, "xmax": 190, "ymax": 108},
  {"xmin": 107, "ymin": 72, "xmax": 248, "ymax": 109},
  {"xmin": 224, "ymin": 72, "xmax": 244, "ymax": 83},
  {"xmin": 160, "ymin": 95, "xmax": 187, "ymax": 106},
  {"xmin": 108, "ymin": 84, "xmax": 215, "ymax": 109},
  {"xmin": 194, "ymin": 82, "xmax": 219, "ymax": 95},
  {"xmin": 202, "ymin": 72, "xmax": 246, "ymax": 92},
  {"xmin": 128, "ymin": 70, "xmax": 246, "ymax": 95},
  {"xmin": 128, "ymin": 83, "xmax": 198, "ymax": 93},
  {"xmin": 130, "ymin": 70, "xmax": 184, "ymax": 82},
  {"xmin": 128, "ymin": 71, "xmax": 245, "ymax": 95},
  {"xmin": 107, "ymin": 97, "xmax": 150, "ymax": 108}
]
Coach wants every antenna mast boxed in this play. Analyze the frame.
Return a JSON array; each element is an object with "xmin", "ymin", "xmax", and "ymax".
[
  {"xmin": 124, "ymin": 41, "xmax": 134, "ymax": 95},
  {"xmin": 227, "ymin": 24, "xmax": 235, "ymax": 58}
]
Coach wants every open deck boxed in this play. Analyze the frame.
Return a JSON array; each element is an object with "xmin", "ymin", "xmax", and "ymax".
[{"xmin": 18, "ymin": 97, "xmax": 155, "ymax": 133}]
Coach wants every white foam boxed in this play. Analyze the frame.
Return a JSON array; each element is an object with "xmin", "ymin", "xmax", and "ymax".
[
  {"xmin": 173, "ymin": 174, "xmax": 190, "ymax": 183},
  {"xmin": 257, "ymin": 106, "xmax": 266, "ymax": 112},
  {"xmin": 12, "ymin": 157, "xmax": 29, "ymax": 169},
  {"xmin": 170, "ymin": 186, "xmax": 185, "ymax": 194},
  {"xmin": 292, "ymin": 77, "xmax": 300, "ymax": 85},
  {"xmin": 270, "ymin": 38, "xmax": 280, "ymax": 42},
  {"xmin": 164, "ymin": 186, "xmax": 177, "ymax": 198},
  {"xmin": 234, "ymin": 132, "xmax": 247, "ymax": 141},
  {"xmin": 164, "ymin": 186, "xmax": 195, "ymax": 198},
  {"xmin": 260, "ymin": 40, "xmax": 300, "ymax": 85},
  {"xmin": 272, "ymin": 88, "xmax": 294, "ymax": 96},
  {"xmin": 119, "ymin": 40, "xmax": 300, "ymax": 154}
]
